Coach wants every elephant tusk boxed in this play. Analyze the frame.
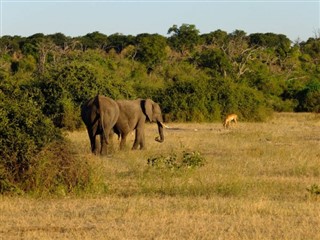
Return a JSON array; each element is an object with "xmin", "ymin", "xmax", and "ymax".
[{"xmin": 160, "ymin": 122, "xmax": 170, "ymax": 129}]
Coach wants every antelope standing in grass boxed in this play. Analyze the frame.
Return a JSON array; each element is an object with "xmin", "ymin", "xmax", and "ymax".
[{"xmin": 223, "ymin": 114, "xmax": 238, "ymax": 128}]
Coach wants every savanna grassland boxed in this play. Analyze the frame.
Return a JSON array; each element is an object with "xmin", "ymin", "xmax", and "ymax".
[{"xmin": 1, "ymin": 113, "xmax": 320, "ymax": 239}]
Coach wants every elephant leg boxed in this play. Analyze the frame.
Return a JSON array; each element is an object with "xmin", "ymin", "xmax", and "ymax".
[
  {"xmin": 133, "ymin": 126, "xmax": 145, "ymax": 150},
  {"xmin": 139, "ymin": 131, "xmax": 146, "ymax": 150},
  {"xmin": 107, "ymin": 132, "xmax": 115, "ymax": 153},
  {"xmin": 120, "ymin": 132, "xmax": 128, "ymax": 150},
  {"xmin": 100, "ymin": 132, "xmax": 115, "ymax": 155},
  {"xmin": 94, "ymin": 136, "xmax": 100, "ymax": 154},
  {"xmin": 91, "ymin": 139, "xmax": 99, "ymax": 154},
  {"xmin": 132, "ymin": 133, "xmax": 139, "ymax": 150},
  {"xmin": 100, "ymin": 134, "xmax": 108, "ymax": 155},
  {"xmin": 88, "ymin": 130, "xmax": 98, "ymax": 154},
  {"xmin": 100, "ymin": 123, "xmax": 116, "ymax": 155}
]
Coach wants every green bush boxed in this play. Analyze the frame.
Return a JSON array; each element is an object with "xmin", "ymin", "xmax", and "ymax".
[
  {"xmin": 235, "ymin": 84, "xmax": 272, "ymax": 121},
  {"xmin": 32, "ymin": 63, "xmax": 101, "ymax": 130},
  {"xmin": 296, "ymin": 80, "xmax": 320, "ymax": 112},
  {"xmin": 0, "ymin": 84, "xmax": 106, "ymax": 195},
  {"xmin": 181, "ymin": 151, "xmax": 205, "ymax": 168},
  {"xmin": 158, "ymin": 66, "xmax": 211, "ymax": 121},
  {"xmin": 147, "ymin": 151, "xmax": 205, "ymax": 170},
  {"xmin": 0, "ymin": 84, "xmax": 61, "ymax": 193},
  {"xmin": 306, "ymin": 183, "xmax": 320, "ymax": 201},
  {"xmin": 55, "ymin": 64, "xmax": 101, "ymax": 105}
]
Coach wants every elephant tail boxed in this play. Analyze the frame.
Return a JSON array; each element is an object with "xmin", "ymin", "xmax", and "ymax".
[{"xmin": 97, "ymin": 95, "xmax": 109, "ymax": 145}]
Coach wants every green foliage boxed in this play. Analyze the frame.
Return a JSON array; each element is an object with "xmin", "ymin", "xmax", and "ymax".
[
  {"xmin": 158, "ymin": 63, "xmax": 211, "ymax": 121},
  {"xmin": 194, "ymin": 48, "xmax": 232, "ymax": 77},
  {"xmin": 147, "ymin": 151, "xmax": 205, "ymax": 170},
  {"xmin": 235, "ymin": 84, "xmax": 272, "ymax": 121},
  {"xmin": 296, "ymin": 79, "xmax": 320, "ymax": 112},
  {"xmin": 135, "ymin": 34, "xmax": 167, "ymax": 71},
  {"xmin": 148, "ymin": 153, "xmax": 179, "ymax": 169},
  {"xmin": 47, "ymin": 32, "xmax": 70, "ymax": 49},
  {"xmin": 34, "ymin": 62, "xmax": 106, "ymax": 129},
  {"xmin": 0, "ymin": 81, "xmax": 61, "ymax": 193},
  {"xmin": 300, "ymin": 38, "xmax": 320, "ymax": 61},
  {"xmin": 181, "ymin": 151, "xmax": 206, "ymax": 168},
  {"xmin": 55, "ymin": 63, "xmax": 100, "ymax": 104},
  {"xmin": 306, "ymin": 184, "xmax": 320, "ymax": 199},
  {"xmin": 201, "ymin": 29, "xmax": 228, "ymax": 46},
  {"xmin": 168, "ymin": 24, "xmax": 200, "ymax": 54},
  {"xmin": 248, "ymin": 33, "xmax": 291, "ymax": 58},
  {"xmin": 0, "ymin": 27, "xmax": 318, "ymax": 124},
  {"xmin": 0, "ymin": 79, "xmax": 106, "ymax": 195},
  {"xmin": 161, "ymin": 80, "xmax": 208, "ymax": 121},
  {"xmin": 107, "ymin": 33, "xmax": 135, "ymax": 53},
  {"xmin": 79, "ymin": 31, "xmax": 108, "ymax": 50}
]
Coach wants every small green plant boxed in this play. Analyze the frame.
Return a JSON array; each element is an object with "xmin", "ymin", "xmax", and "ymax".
[
  {"xmin": 147, "ymin": 153, "xmax": 179, "ymax": 169},
  {"xmin": 181, "ymin": 151, "xmax": 205, "ymax": 168},
  {"xmin": 306, "ymin": 184, "xmax": 320, "ymax": 196},
  {"xmin": 147, "ymin": 150, "xmax": 205, "ymax": 170}
]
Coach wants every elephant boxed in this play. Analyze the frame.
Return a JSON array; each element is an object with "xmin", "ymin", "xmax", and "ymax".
[
  {"xmin": 114, "ymin": 98, "xmax": 165, "ymax": 150},
  {"xmin": 81, "ymin": 95, "xmax": 119, "ymax": 155}
]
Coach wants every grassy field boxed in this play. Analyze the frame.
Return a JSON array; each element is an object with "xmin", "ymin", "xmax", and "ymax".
[{"xmin": 1, "ymin": 113, "xmax": 320, "ymax": 239}]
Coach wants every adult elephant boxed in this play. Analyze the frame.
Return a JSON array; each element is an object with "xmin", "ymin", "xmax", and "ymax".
[
  {"xmin": 114, "ymin": 99, "xmax": 165, "ymax": 150},
  {"xmin": 81, "ymin": 95, "xmax": 119, "ymax": 155}
]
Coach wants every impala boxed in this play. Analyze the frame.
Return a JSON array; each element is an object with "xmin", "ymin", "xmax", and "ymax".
[{"xmin": 223, "ymin": 114, "xmax": 238, "ymax": 128}]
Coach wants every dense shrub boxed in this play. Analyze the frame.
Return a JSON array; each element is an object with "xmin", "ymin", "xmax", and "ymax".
[
  {"xmin": 234, "ymin": 84, "xmax": 272, "ymax": 121},
  {"xmin": 159, "ymin": 74, "xmax": 272, "ymax": 122},
  {"xmin": 296, "ymin": 80, "xmax": 320, "ymax": 112},
  {"xmin": 54, "ymin": 64, "xmax": 101, "ymax": 105},
  {"xmin": 160, "ymin": 80, "xmax": 209, "ymax": 121},
  {"xmin": 0, "ymin": 83, "xmax": 61, "ymax": 193},
  {"xmin": 0, "ymin": 83, "xmax": 106, "ymax": 195}
]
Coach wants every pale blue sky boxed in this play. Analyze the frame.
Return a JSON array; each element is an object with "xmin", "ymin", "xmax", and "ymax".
[{"xmin": 1, "ymin": 0, "xmax": 319, "ymax": 41}]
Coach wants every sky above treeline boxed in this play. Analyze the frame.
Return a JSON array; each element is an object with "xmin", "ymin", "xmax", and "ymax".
[{"xmin": 1, "ymin": 0, "xmax": 319, "ymax": 42}]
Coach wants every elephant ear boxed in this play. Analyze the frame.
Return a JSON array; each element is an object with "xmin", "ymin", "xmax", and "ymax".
[{"xmin": 144, "ymin": 99, "xmax": 153, "ymax": 122}]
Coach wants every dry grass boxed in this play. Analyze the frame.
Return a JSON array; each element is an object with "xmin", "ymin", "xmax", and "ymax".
[{"xmin": 1, "ymin": 113, "xmax": 320, "ymax": 239}]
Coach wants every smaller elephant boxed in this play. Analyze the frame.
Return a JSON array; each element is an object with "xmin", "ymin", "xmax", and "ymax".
[
  {"xmin": 81, "ymin": 95, "xmax": 119, "ymax": 155},
  {"xmin": 114, "ymin": 98, "xmax": 165, "ymax": 150}
]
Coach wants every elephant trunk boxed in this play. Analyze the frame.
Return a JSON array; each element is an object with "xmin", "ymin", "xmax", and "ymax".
[{"xmin": 155, "ymin": 121, "xmax": 164, "ymax": 143}]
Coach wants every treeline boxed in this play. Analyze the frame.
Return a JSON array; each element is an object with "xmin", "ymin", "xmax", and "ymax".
[{"xmin": 0, "ymin": 24, "xmax": 319, "ymax": 194}]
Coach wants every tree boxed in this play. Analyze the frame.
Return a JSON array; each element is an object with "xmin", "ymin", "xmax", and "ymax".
[
  {"xmin": 296, "ymin": 80, "xmax": 320, "ymax": 112},
  {"xmin": 201, "ymin": 29, "xmax": 228, "ymax": 46},
  {"xmin": 79, "ymin": 31, "xmax": 108, "ymax": 51},
  {"xmin": 0, "ymin": 35, "xmax": 22, "ymax": 55},
  {"xmin": 167, "ymin": 24, "xmax": 200, "ymax": 54},
  {"xmin": 300, "ymin": 37, "xmax": 320, "ymax": 66},
  {"xmin": 194, "ymin": 48, "xmax": 232, "ymax": 77},
  {"xmin": 47, "ymin": 32, "xmax": 70, "ymax": 50},
  {"xmin": 248, "ymin": 33, "xmax": 291, "ymax": 59},
  {"xmin": 107, "ymin": 33, "xmax": 135, "ymax": 53},
  {"xmin": 135, "ymin": 33, "xmax": 168, "ymax": 73}
]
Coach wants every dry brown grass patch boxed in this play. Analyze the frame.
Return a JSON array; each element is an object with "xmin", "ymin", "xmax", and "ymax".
[{"xmin": 1, "ymin": 113, "xmax": 320, "ymax": 239}]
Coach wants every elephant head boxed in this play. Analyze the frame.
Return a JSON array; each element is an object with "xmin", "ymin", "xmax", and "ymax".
[{"xmin": 144, "ymin": 99, "xmax": 165, "ymax": 143}]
